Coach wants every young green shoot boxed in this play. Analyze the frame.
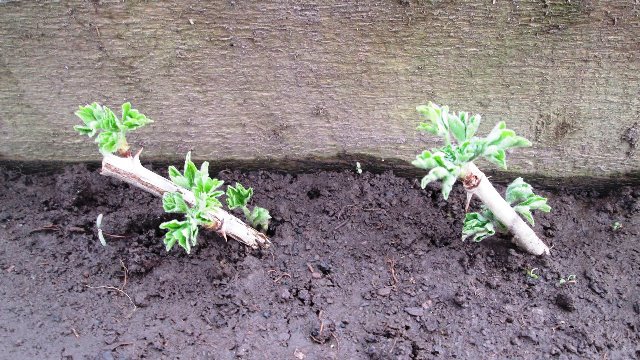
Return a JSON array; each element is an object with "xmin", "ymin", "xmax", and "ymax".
[
  {"xmin": 160, "ymin": 152, "xmax": 271, "ymax": 253},
  {"xmin": 96, "ymin": 213, "xmax": 107, "ymax": 247},
  {"xmin": 412, "ymin": 102, "xmax": 551, "ymax": 255},
  {"xmin": 557, "ymin": 274, "xmax": 577, "ymax": 287},
  {"xmin": 161, "ymin": 152, "xmax": 225, "ymax": 253},
  {"xmin": 611, "ymin": 221, "xmax": 622, "ymax": 231},
  {"xmin": 526, "ymin": 268, "xmax": 540, "ymax": 280},
  {"xmin": 226, "ymin": 183, "xmax": 271, "ymax": 232},
  {"xmin": 74, "ymin": 102, "xmax": 152, "ymax": 156}
]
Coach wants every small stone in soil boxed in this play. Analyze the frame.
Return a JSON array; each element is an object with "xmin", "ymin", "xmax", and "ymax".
[
  {"xmin": 297, "ymin": 289, "xmax": 310, "ymax": 303},
  {"xmin": 134, "ymin": 292, "xmax": 149, "ymax": 307},
  {"xmin": 423, "ymin": 318, "xmax": 438, "ymax": 332},
  {"xmin": 405, "ymin": 307, "xmax": 424, "ymax": 317},
  {"xmin": 376, "ymin": 287, "xmax": 392, "ymax": 296},
  {"xmin": 453, "ymin": 292, "xmax": 468, "ymax": 308},
  {"xmin": 280, "ymin": 289, "xmax": 291, "ymax": 300}
]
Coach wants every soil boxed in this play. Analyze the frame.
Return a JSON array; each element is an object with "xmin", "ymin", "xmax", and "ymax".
[{"xmin": 0, "ymin": 163, "xmax": 639, "ymax": 360}]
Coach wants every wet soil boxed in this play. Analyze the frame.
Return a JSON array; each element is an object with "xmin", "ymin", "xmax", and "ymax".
[{"xmin": 0, "ymin": 164, "xmax": 639, "ymax": 359}]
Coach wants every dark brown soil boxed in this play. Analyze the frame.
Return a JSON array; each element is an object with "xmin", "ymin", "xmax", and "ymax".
[{"xmin": 0, "ymin": 164, "xmax": 639, "ymax": 360}]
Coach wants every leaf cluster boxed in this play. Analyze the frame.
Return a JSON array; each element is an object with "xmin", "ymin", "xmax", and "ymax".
[
  {"xmin": 412, "ymin": 102, "xmax": 531, "ymax": 199},
  {"xmin": 160, "ymin": 153, "xmax": 271, "ymax": 253},
  {"xmin": 161, "ymin": 152, "xmax": 224, "ymax": 254},
  {"xmin": 462, "ymin": 178, "xmax": 551, "ymax": 242},
  {"xmin": 74, "ymin": 102, "xmax": 152, "ymax": 154},
  {"xmin": 226, "ymin": 183, "xmax": 271, "ymax": 232}
]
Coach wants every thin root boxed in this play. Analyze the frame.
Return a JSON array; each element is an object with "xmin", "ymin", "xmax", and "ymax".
[{"xmin": 86, "ymin": 259, "xmax": 137, "ymax": 317}]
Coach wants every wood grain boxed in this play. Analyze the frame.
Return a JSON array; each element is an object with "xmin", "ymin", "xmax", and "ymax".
[{"xmin": 1, "ymin": 1, "xmax": 638, "ymax": 180}]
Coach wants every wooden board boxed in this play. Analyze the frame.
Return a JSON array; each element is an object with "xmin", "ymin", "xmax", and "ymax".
[{"xmin": 1, "ymin": 1, "xmax": 639, "ymax": 181}]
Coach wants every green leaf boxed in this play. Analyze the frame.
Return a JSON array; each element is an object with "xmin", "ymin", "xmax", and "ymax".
[
  {"xmin": 505, "ymin": 178, "xmax": 551, "ymax": 225},
  {"xmin": 226, "ymin": 183, "xmax": 254, "ymax": 209},
  {"xmin": 121, "ymin": 102, "xmax": 131, "ymax": 121},
  {"xmin": 74, "ymin": 102, "xmax": 153, "ymax": 154},
  {"xmin": 505, "ymin": 177, "xmax": 533, "ymax": 204},
  {"xmin": 457, "ymin": 140, "xmax": 484, "ymax": 163},
  {"xmin": 162, "ymin": 192, "xmax": 189, "ymax": 213},
  {"xmin": 194, "ymin": 162, "xmax": 224, "ymax": 196},
  {"xmin": 485, "ymin": 121, "xmax": 531, "ymax": 152},
  {"xmin": 485, "ymin": 149, "xmax": 506, "ymax": 169},
  {"xmin": 441, "ymin": 174, "xmax": 457, "ymax": 200},
  {"xmin": 465, "ymin": 114, "xmax": 481, "ymax": 139},
  {"xmin": 248, "ymin": 206, "xmax": 271, "ymax": 231},
  {"xmin": 514, "ymin": 205, "xmax": 535, "ymax": 226},
  {"xmin": 160, "ymin": 219, "xmax": 187, "ymax": 252},
  {"xmin": 75, "ymin": 104, "xmax": 98, "ymax": 125},
  {"xmin": 95, "ymin": 131, "xmax": 120, "ymax": 154},
  {"xmin": 518, "ymin": 195, "xmax": 551, "ymax": 212},
  {"xmin": 448, "ymin": 114, "xmax": 467, "ymax": 143},
  {"xmin": 419, "ymin": 166, "xmax": 451, "ymax": 189},
  {"xmin": 73, "ymin": 125, "xmax": 96, "ymax": 137},
  {"xmin": 122, "ymin": 102, "xmax": 152, "ymax": 130},
  {"xmin": 416, "ymin": 102, "xmax": 450, "ymax": 142},
  {"xmin": 160, "ymin": 218, "xmax": 198, "ymax": 254},
  {"xmin": 412, "ymin": 150, "xmax": 438, "ymax": 170},
  {"xmin": 97, "ymin": 107, "xmax": 119, "ymax": 132},
  {"xmin": 462, "ymin": 212, "xmax": 496, "ymax": 242},
  {"xmin": 193, "ymin": 209, "xmax": 213, "ymax": 225},
  {"xmin": 167, "ymin": 166, "xmax": 190, "ymax": 190},
  {"xmin": 183, "ymin": 152, "xmax": 197, "ymax": 187}
]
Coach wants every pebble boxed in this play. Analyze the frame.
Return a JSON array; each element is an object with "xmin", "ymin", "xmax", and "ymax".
[
  {"xmin": 404, "ymin": 307, "xmax": 424, "ymax": 317},
  {"xmin": 423, "ymin": 318, "xmax": 438, "ymax": 332},
  {"xmin": 311, "ymin": 272, "xmax": 322, "ymax": 279},
  {"xmin": 376, "ymin": 287, "xmax": 392, "ymax": 296},
  {"xmin": 297, "ymin": 289, "xmax": 310, "ymax": 303},
  {"xmin": 134, "ymin": 292, "xmax": 149, "ymax": 308},
  {"xmin": 280, "ymin": 289, "xmax": 291, "ymax": 300},
  {"xmin": 530, "ymin": 308, "xmax": 545, "ymax": 324}
]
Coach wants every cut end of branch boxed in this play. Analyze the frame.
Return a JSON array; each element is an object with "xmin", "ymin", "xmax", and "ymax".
[{"xmin": 463, "ymin": 172, "xmax": 481, "ymax": 191}]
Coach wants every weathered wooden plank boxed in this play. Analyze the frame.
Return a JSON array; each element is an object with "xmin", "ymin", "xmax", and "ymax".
[{"xmin": 1, "ymin": 1, "xmax": 639, "ymax": 180}]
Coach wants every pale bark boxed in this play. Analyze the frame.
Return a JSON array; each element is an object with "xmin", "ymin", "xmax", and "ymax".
[
  {"xmin": 101, "ymin": 152, "xmax": 271, "ymax": 250},
  {"xmin": 462, "ymin": 162, "xmax": 550, "ymax": 256}
]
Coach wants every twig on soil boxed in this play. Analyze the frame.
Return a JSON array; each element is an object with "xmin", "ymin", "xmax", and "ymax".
[
  {"xmin": 101, "ymin": 152, "xmax": 270, "ymax": 250},
  {"xmin": 105, "ymin": 342, "xmax": 133, "ymax": 351},
  {"xmin": 386, "ymin": 258, "xmax": 399, "ymax": 288},
  {"xmin": 334, "ymin": 219, "xmax": 350, "ymax": 231},
  {"xmin": 29, "ymin": 224, "xmax": 61, "ymax": 233},
  {"xmin": 267, "ymin": 269, "xmax": 291, "ymax": 283},
  {"xmin": 86, "ymin": 259, "xmax": 137, "ymax": 317},
  {"xmin": 101, "ymin": 233, "xmax": 130, "ymax": 239}
]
